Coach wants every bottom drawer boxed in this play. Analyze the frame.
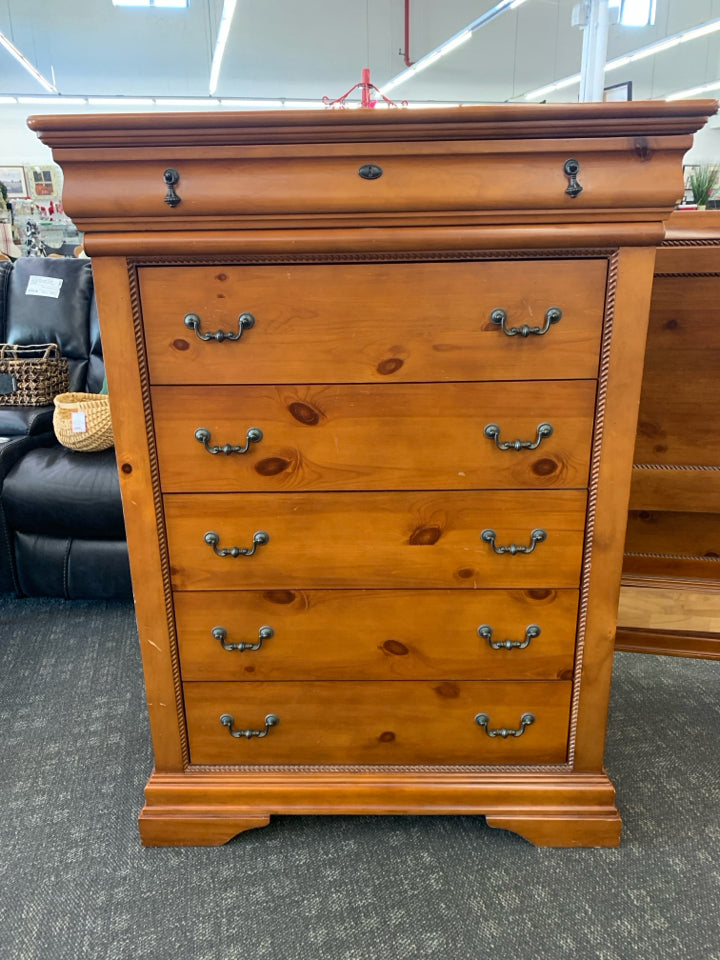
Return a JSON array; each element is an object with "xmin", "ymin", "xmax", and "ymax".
[{"xmin": 184, "ymin": 680, "xmax": 572, "ymax": 766}]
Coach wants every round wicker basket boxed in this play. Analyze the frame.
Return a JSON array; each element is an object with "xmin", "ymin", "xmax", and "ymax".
[{"xmin": 53, "ymin": 392, "xmax": 114, "ymax": 452}]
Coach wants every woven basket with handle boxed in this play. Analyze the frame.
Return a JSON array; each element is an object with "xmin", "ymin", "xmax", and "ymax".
[{"xmin": 0, "ymin": 342, "xmax": 69, "ymax": 406}]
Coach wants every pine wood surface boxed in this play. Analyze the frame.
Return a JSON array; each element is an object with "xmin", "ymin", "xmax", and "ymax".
[
  {"xmin": 621, "ymin": 211, "xmax": 720, "ymax": 620},
  {"xmin": 625, "ymin": 509, "xmax": 720, "ymax": 558},
  {"xmin": 183, "ymin": 679, "xmax": 572, "ymax": 766},
  {"xmin": 173, "ymin": 588, "xmax": 579, "ymax": 682},
  {"xmin": 629, "ymin": 467, "xmax": 720, "ymax": 513},
  {"xmin": 152, "ymin": 380, "xmax": 595, "ymax": 493},
  {"xmin": 633, "ymin": 276, "xmax": 720, "ymax": 469},
  {"xmin": 164, "ymin": 489, "xmax": 587, "ymax": 591},
  {"xmin": 34, "ymin": 102, "xmax": 716, "ymax": 846},
  {"xmin": 140, "ymin": 260, "xmax": 606, "ymax": 385}
]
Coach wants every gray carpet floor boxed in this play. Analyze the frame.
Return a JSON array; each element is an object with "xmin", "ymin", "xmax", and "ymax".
[{"xmin": 1, "ymin": 596, "xmax": 718, "ymax": 960}]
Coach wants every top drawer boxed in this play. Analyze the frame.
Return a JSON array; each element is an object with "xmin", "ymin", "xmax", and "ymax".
[{"xmin": 139, "ymin": 259, "xmax": 606, "ymax": 385}]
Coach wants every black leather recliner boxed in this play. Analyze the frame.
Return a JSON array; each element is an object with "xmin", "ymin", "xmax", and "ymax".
[{"xmin": 0, "ymin": 256, "xmax": 131, "ymax": 599}]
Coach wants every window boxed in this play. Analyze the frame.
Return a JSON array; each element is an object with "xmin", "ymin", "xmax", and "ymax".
[{"xmin": 609, "ymin": 0, "xmax": 657, "ymax": 27}]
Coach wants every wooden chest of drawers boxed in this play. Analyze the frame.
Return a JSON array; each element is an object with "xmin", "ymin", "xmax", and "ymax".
[{"xmin": 31, "ymin": 101, "xmax": 714, "ymax": 847}]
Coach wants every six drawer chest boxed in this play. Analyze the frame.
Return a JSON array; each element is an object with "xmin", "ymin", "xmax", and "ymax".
[{"xmin": 30, "ymin": 101, "xmax": 715, "ymax": 846}]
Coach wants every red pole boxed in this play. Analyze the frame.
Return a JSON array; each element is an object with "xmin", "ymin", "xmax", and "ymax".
[
  {"xmin": 404, "ymin": 0, "xmax": 414, "ymax": 66},
  {"xmin": 361, "ymin": 67, "xmax": 372, "ymax": 108}
]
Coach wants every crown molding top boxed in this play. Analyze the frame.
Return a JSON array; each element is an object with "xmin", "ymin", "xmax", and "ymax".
[{"xmin": 28, "ymin": 100, "xmax": 718, "ymax": 149}]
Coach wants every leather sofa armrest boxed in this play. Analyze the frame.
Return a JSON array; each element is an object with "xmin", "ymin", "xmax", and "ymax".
[
  {"xmin": 0, "ymin": 404, "xmax": 54, "ymax": 438},
  {"xmin": 0, "ymin": 432, "xmax": 56, "ymax": 483}
]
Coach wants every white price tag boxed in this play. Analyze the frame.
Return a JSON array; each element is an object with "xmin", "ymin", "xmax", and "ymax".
[
  {"xmin": 71, "ymin": 411, "xmax": 87, "ymax": 433},
  {"xmin": 26, "ymin": 275, "xmax": 64, "ymax": 299}
]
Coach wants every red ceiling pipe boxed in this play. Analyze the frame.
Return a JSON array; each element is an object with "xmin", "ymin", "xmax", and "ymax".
[{"xmin": 404, "ymin": 0, "xmax": 415, "ymax": 66}]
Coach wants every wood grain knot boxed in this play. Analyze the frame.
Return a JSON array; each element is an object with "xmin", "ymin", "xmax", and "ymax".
[
  {"xmin": 288, "ymin": 401, "xmax": 321, "ymax": 425},
  {"xmin": 262, "ymin": 589, "xmax": 296, "ymax": 604},
  {"xmin": 255, "ymin": 457, "xmax": 291, "ymax": 476},
  {"xmin": 215, "ymin": 272, "xmax": 228, "ymax": 281},
  {"xmin": 376, "ymin": 357, "xmax": 404, "ymax": 375},
  {"xmin": 120, "ymin": 462, "xmax": 133, "ymax": 475},
  {"xmin": 382, "ymin": 639, "xmax": 409, "ymax": 656},
  {"xmin": 172, "ymin": 338, "xmax": 190, "ymax": 351},
  {"xmin": 663, "ymin": 318, "xmax": 679, "ymax": 330},
  {"xmin": 378, "ymin": 731, "xmax": 396, "ymax": 742},
  {"xmin": 634, "ymin": 136, "xmax": 653, "ymax": 161},
  {"xmin": 409, "ymin": 525, "xmax": 442, "ymax": 545},
  {"xmin": 638, "ymin": 420, "xmax": 664, "ymax": 439},
  {"xmin": 456, "ymin": 567, "xmax": 475, "ymax": 579},
  {"xmin": 433, "ymin": 681, "xmax": 459, "ymax": 699},
  {"xmin": 653, "ymin": 444, "xmax": 668, "ymax": 454},
  {"xmin": 532, "ymin": 458, "xmax": 558, "ymax": 477},
  {"xmin": 524, "ymin": 588, "xmax": 555, "ymax": 601}
]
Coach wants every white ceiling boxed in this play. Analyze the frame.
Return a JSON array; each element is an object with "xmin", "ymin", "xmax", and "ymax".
[{"xmin": 1, "ymin": 0, "xmax": 720, "ymax": 106}]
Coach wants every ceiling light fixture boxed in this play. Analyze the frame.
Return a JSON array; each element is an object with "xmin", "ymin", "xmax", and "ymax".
[
  {"xmin": 0, "ymin": 30, "xmax": 59, "ymax": 94},
  {"xmin": 209, "ymin": 0, "xmax": 238, "ymax": 96},
  {"xmin": 380, "ymin": 0, "xmax": 531, "ymax": 96},
  {"xmin": 665, "ymin": 80, "xmax": 720, "ymax": 101},
  {"xmin": 17, "ymin": 96, "xmax": 87, "ymax": 104},
  {"xmin": 112, "ymin": 1, "xmax": 188, "ymax": 7},
  {"xmin": 524, "ymin": 16, "xmax": 720, "ymax": 100},
  {"xmin": 87, "ymin": 97, "xmax": 156, "ymax": 105}
]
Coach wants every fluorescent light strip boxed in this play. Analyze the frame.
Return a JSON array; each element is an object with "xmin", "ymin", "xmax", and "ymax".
[
  {"xmin": 17, "ymin": 96, "xmax": 87, "ymax": 104},
  {"xmin": 666, "ymin": 80, "xmax": 720, "ymax": 100},
  {"xmin": 87, "ymin": 97, "xmax": 156, "ymax": 105},
  {"xmin": 380, "ymin": 0, "xmax": 531, "ymax": 96},
  {"xmin": 209, "ymin": 0, "xmax": 238, "ymax": 96},
  {"xmin": 0, "ymin": 30, "xmax": 59, "ymax": 94},
  {"xmin": 524, "ymin": 16, "xmax": 720, "ymax": 100}
]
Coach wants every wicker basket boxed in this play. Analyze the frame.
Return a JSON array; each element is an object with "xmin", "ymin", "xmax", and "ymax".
[
  {"xmin": 53, "ymin": 392, "xmax": 114, "ymax": 452},
  {"xmin": 0, "ymin": 342, "xmax": 70, "ymax": 406}
]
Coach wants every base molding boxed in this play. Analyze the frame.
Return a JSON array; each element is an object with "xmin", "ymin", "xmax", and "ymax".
[{"xmin": 139, "ymin": 768, "xmax": 621, "ymax": 848}]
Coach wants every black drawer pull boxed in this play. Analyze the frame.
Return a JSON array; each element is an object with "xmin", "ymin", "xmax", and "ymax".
[
  {"xmin": 358, "ymin": 163, "xmax": 383, "ymax": 180},
  {"xmin": 213, "ymin": 625, "xmax": 274, "ymax": 652},
  {"xmin": 481, "ymin": 528, "xmax": 546, "ymax": 555},
  {"xmin": 477, "ymin": 624, "xmax": 540, "ymax": 650},
  {"xmin": 195, "ymin": 426, "xmax": 263, "ymax": 455},
  {"xmin": 204, "ymin": 530, "xmax": 269, "ymax": 557},
  {"xmin": 220, "ymin": 713, "xmax": 279, "ymax": 739},
  {"xmin": 484, "ymin": 422, "xmax": 553, "ymax": 451},
  {"xmin": 474, "ymin": 712, "xmax": 535, "ymax": 738},
  {"xmin": 184, "ymin": 311, "xmax": 255, "ymax": 342},
  {"xmin": 163, "ymin": 167, "xmax": 181, "ymax": 207},
  {"xmin": 490, "ymin": 306, "xmax": 561, "ymax": 338},
  {"xmin": 563, "ymin": 158, "xmax": 583, "ymax": 198}
]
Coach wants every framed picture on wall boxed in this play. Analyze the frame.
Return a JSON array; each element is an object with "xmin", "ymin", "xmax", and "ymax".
[
  {"xmin": 27, "ymin": 166, "xmax": 59, "ymax": 198},
  {"xmin": 0, "ymin": 166, "xmax": 29, "ymax": 198},
  {"xmin": 604, "ymin": 81, "xmax": 633, "ymax": 102}
]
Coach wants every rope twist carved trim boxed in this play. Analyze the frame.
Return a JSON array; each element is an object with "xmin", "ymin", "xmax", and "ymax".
[
  {"xmin": 127, "ymin": 265, "xmax": 190, "ymax": 768},
  {"xmin": 634, "ymin": 463, "xmax": 720, "ymax": 471},
  {"xmin": 567, "ymin": 250, "xmax": 619, "ymax": 765},
  {"xmin": 127, "ymin": 247, "xmax": 616, "ymax": 268}
]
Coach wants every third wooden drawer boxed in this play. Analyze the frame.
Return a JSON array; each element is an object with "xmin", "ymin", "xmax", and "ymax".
[
  {"xmin": 174, "ymin": 588, "xmax": 579, "ymax": 681},
  {"xmin": 164, "ymin": 489, "xmax": 588, "ymax": 591}
]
